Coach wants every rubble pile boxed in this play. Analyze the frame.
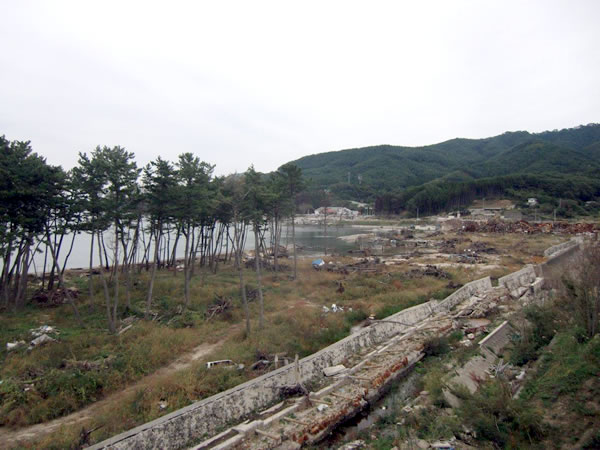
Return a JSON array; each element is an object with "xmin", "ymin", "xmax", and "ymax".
[
  {"xmin": 407, "ymin": 265, "xmax": 450, "ymax": 279},
  {"xmin": 454, "ymin": 287, "xmax": 512, "ymax": 318},
  {"xmin": 464, "ymin": 219, "xmax": 596, "ymax": 234},
  {"xmin": 31, "ymin": 287, "xmax": 79, "ymax": 307}
]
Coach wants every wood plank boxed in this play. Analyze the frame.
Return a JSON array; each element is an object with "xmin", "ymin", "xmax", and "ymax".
[
  {"xmin": 330, "ymin": 392, "xmax": 354, "ymax": 401},
  {"xmin": 255, "ymin": 429, "xmax": 280, "ymax": 440}
]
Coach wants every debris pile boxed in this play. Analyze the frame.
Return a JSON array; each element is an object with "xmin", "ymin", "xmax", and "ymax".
[
  {"xmin": 464, "ymin": 219, "xmax": 596, "ymax": 234},
  {"xmin": 325, "ymin": 258, "xmax": 382, "ymax": 274},
  {"xmin": 205, "ymin": 295, "xmax": 233, "ymax": 321},
  {"xmin": 31, "ymin": 287, "xmax": 79, "ymax": 307},
  {"xmin": 407, "ymin": 265, "xmax": 450, "ymax": 279}
]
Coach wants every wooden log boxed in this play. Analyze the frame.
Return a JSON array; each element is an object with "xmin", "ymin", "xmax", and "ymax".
[
  {"xmin": 281, "ymin": 417, "xmax": 310, "ymax": 426},
  {"xmin": 348, "ymin": 375, "xmax": 372, "ymax": 382}
]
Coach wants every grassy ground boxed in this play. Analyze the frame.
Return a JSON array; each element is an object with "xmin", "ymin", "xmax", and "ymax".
[
  {"xmin": 0, "ymin": 257, "xmax": 461, "ymax": 448},
  {"xmin": 0, "ymin": 231, "xmax": 568, "ymax": 448}
]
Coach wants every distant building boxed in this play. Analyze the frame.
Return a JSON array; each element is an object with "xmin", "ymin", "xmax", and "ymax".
[{"xmin": 314, "ymin": 206, "xmax": 359, "ymax": 218}]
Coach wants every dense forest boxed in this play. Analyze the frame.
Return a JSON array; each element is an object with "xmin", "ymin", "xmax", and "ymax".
[
  {"xmin": 0, "ymin": 137, "xmax": 305, "ymax": 334},
  {"xmin": 288, "ymin": 124, "xmax": 600, "ymax": 215}
]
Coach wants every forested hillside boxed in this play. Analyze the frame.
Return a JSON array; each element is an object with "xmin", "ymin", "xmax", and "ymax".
[{"xmin": 287, "ymin": 124, "xmax": 600, "ymax": 215}]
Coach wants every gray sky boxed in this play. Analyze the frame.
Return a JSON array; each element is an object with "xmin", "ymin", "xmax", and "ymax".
[{"xmin": 1, "ymin": 1, "xmax": 599, "ymax": 175}]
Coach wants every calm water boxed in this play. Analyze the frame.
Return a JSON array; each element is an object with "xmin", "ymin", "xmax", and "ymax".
[{"xmin": 29, "ymin": 223, "xmax": 369, "ymax": 271}]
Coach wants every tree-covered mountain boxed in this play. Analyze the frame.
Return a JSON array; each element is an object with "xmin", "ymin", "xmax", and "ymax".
[{"xmin": 285, "ymin": 124, "xmax": 600, "ymax": 215}]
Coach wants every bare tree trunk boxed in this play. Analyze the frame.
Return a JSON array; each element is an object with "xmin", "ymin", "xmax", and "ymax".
[
  {"xmin": 59, "ymin": 231, "xmax": 78, "ymax": 281},
  {"xmin": 254, "ymin": 223, "xmax": 265, "ymax": 330},
  {"xmin": 292, "ymin": 214, "xmax": 297, "ymax": 280},
  {"xmin": 235, "ymin": 222, "xmax": 250, "ymax": 336},
  {"xmin": 15, "ymin": 238, "xmax": 30, "ymax": 309},
  {"xmin": 146, "ymin": 222, "xmax": 161, "ymax": 319},
  {"xmin": 273, "ymin": 217, "xmax": 280, "ymax": 272},
  {"xmin": 112, "ymin": 222, "xmax": 120, "ymax": 330},
  {"xmin": 183, "ymin": 223, "xmax": 191, "ymax": 308},
  {"xmin": 97, "ymin": 231, "xmax": 115, "ymax": 333},
  {"xmin": 42, "ymin": 242, "xmax": 48, "ymax": 289},
  {"xmin": 88, "ymin": 232, "xmax": 94, "ymax": 300},
  {"xmin": 45, "ymin": 230, "xmax": 85, "ymax": 328}
]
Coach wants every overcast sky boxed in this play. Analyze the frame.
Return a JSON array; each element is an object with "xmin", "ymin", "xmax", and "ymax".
[{"xmin": 1, "ymin": 1, "xmax": 599, "ymax": 175}]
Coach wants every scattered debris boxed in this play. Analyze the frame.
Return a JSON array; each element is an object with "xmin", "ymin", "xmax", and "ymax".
[
  {"xmin": 326, "ymin": 258, "xmax": 382, "ymax": 274},
  {"xmin": 316, "ymin": 404, "xmax": 328, "ymax": 412},
  {"xmin": 63, "ymin": 356, "xmax": 115, "ymax": 371},
  {"xmin": 118, "ymin": 324, "xmax": 133, "ymax": 335},
  {"xmin": 206, "ymin": 360, "xmax": 244, "ymax": 370},
  {"xmin": 6, "ymin": 341, "xmax": 26, "ymax": 351},
  {"xmin": 30, "ymin": 325, "xmax": 58, "ymax": 337},
  {"xmin": 158, "ymin": 401, "xmax": 168, "ymax": 410},
  {"xmin": 339, "ymin": 440, "xmax": 365, "ymax": 450},
  {"xmin": 312, "ymin": 258, "xmax": 325, "ymax": 269},
  {"xmin": 408, "ymin": 264, "xmax": 450, "ymax": 279},
  {"xmin": 251, "ymin": 360, "xmax": 270, "ymax": 371},
  {"xmin": 29, "ymin": 334, "xmax": 57, "ymax": 348}
]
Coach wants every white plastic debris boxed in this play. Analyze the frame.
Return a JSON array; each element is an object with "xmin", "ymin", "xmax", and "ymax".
[
  {"xmin": 322, "ymin": 306, "xmax": 330, "ymax": 313},
  {"xmin": 30, "ymin": 325, "xmax": 57, "ymax": 337},
  {"xmin": 6, "ymin": 341, "xmax": 26, "ymax": 351},
  {"xmin": 317, "ymin": 403, "xmax": 329, "ymax": 412}
]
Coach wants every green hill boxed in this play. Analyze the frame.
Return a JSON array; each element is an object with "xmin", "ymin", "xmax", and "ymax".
[{"xmin": 286, "ymin": 123, "xmax": 600, "ymax": 215}]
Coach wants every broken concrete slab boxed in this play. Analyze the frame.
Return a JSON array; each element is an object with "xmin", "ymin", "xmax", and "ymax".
[{"xmin": 323, "ymin": 365, "xmax": 347, "ymax": 377}]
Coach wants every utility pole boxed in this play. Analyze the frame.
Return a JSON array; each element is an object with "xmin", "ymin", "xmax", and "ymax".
[
  {"xmin": 347, "ymin": 171, "xmax": 350, "ymax": 184},
  {"xmin": 416, "ymin": 207, "xmax": 419, "ymax": 221}
]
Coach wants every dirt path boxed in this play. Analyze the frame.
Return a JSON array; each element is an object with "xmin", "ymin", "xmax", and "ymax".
[{"xmin": 0, "ymin": 341, "xmax": 221, "ymax": 444}]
